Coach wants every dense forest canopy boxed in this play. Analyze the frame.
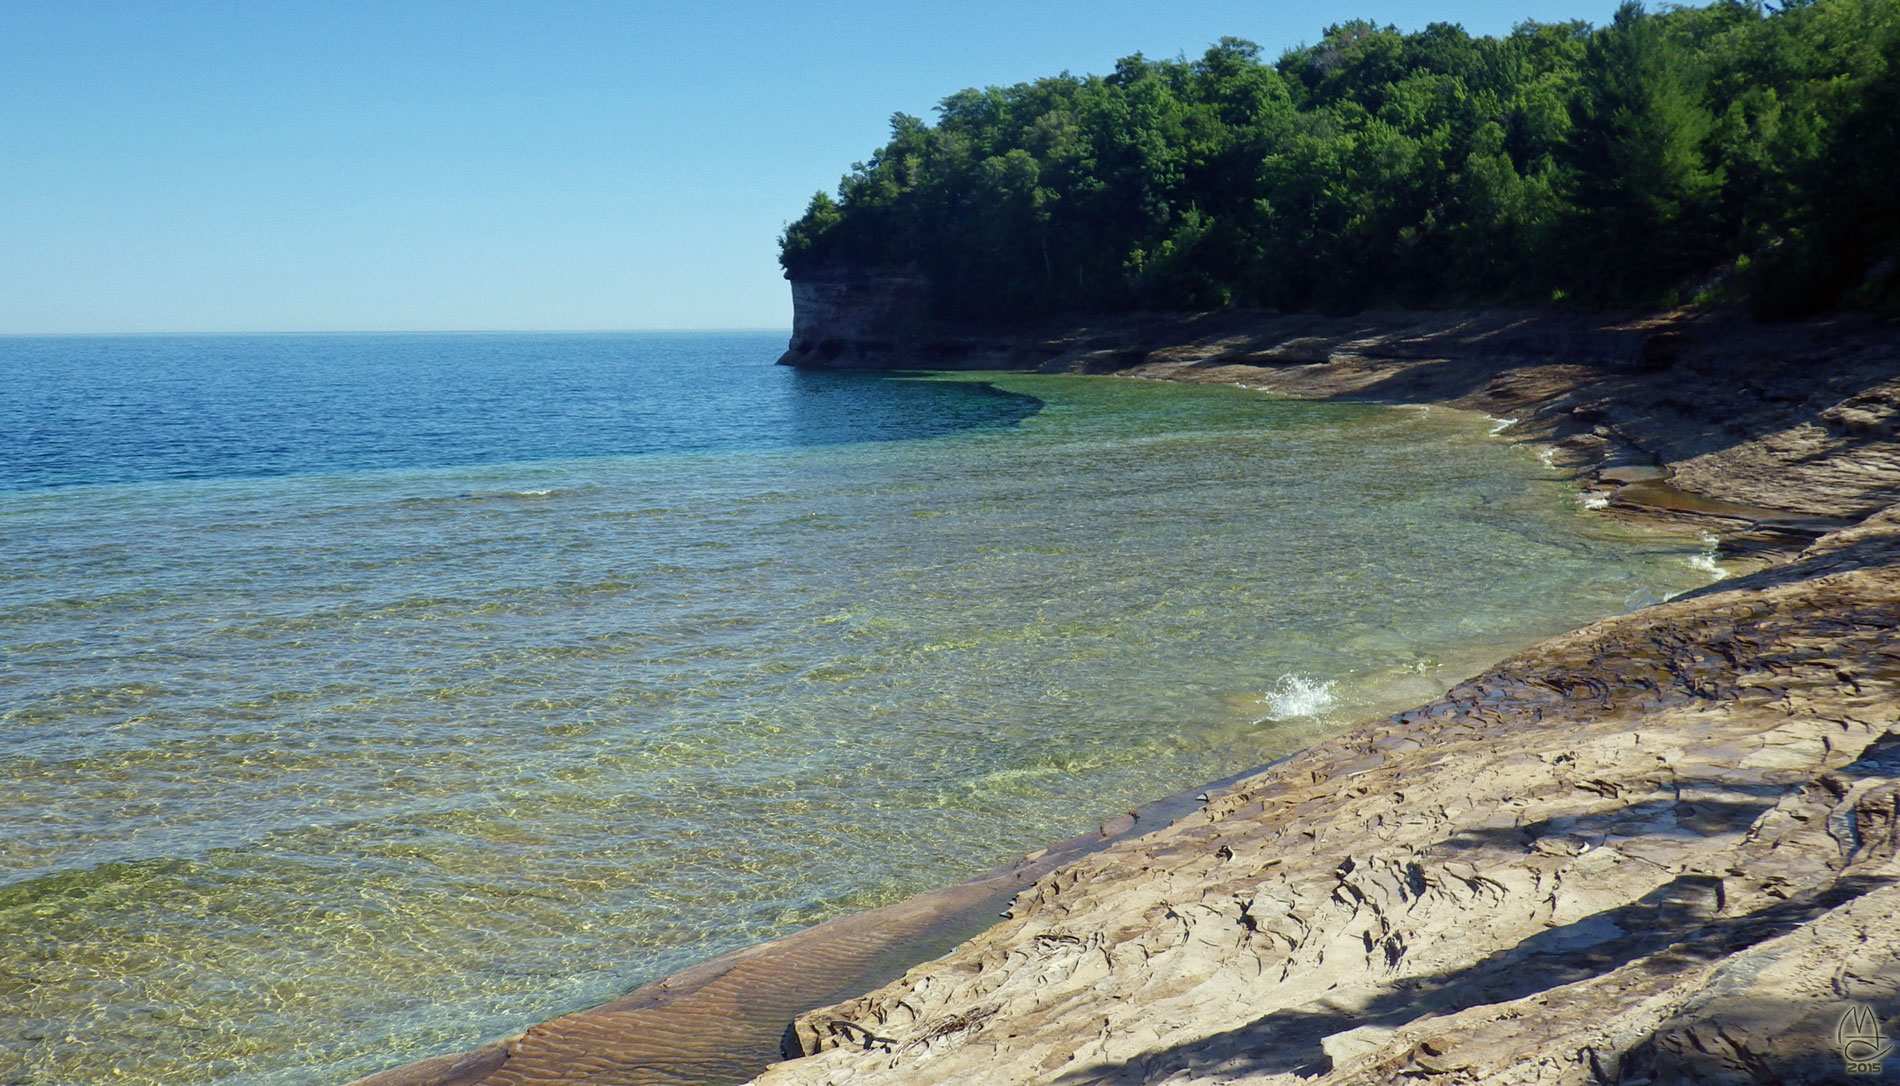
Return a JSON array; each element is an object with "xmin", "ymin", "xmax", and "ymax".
[{"xmin": 779, "ymin": 0, "xmax": 1900, "ymax": 319}]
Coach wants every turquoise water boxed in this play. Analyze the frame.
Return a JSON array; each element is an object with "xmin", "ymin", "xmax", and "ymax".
[{"xmin": 0, "ymin": 333, "xmax": 1715, "ymax": 1085}]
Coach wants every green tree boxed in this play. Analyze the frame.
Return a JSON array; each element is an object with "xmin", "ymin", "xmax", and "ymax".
[
  {"xmin": 779, "ymin": 0, "xmax": 1900, "ymax": 318},
  {"xmin": 1559, "ymin": 1, "xmax": 1724, "ymax": 303}
]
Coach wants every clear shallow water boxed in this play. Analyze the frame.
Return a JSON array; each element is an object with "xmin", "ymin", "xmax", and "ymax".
[{"xmin": 0, "ymin": 333, "xmax": 1715, "ymax": 1085}]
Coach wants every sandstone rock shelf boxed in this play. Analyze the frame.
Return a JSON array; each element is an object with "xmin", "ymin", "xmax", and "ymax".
[{"xmin": 358, "ymin": 301, "xmax": 1900, "ymax": 1086}]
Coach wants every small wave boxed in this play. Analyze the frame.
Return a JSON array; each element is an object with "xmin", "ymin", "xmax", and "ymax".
[
  {"xmin": 392, "ymin": 487, "xmax": 564, "ymax": 506},
  {"xmin": 1579, "ymin": 492, "xmax": 1610, "ymax": 510},
  {"xmin": 1624, "ymin": 587, "xmax": 1660, "ymax": 610},
  {"xmin": 1489, "ymin": 416, "xmax": 1517, "ymax": 435},
  {"xmin": 1261, "ymin": 673, "xmax": 1337, "ymax": 721}
]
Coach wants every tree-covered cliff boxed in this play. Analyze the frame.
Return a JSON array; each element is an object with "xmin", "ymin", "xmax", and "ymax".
[{"xmin": 779, "ymin": 0, "xmax": 1900, "ymax": 319}]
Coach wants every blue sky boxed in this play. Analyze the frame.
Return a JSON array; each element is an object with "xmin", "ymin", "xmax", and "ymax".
[{"xmin": 2, "ymin": 0, "xmax": 1629, "ymax": 333}]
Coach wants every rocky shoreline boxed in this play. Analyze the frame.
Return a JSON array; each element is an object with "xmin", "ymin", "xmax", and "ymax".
[{"xmin": 358, "ymin": 304, "xmax": 1900, "ymax": 1086}]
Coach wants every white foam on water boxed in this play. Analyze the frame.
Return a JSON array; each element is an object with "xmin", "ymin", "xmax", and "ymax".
[
  {"xmin": 1688, "ymin": 530, "xmax": 1726, "ymax": 579},
  {"xmin": 459, "ymin": 487, "xmax": 562, "ymax": 502},
  {"xmin": 1261, "ymin": 673, "xmax": 1338, "ymax": 721},
  {"xmin": 1580, "ymin": 492, "xmax": 1610, "ymax": 511},
  {"xmin": 1489, "ymin": 416, "xmax": 1517, "ymax": 435}
]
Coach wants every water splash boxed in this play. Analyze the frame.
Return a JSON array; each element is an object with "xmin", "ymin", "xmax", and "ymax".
[
  {"xmin": 1261, "ymin": 674, "xmax": 1338, "ymax": 721},
  {"xmin": 1687, "ymin": 531, "xmax": 1726, "ymax": 578},
  {"xmin": 1488, "ymin": 417, "xmax": 1517, "ymax": 436}
]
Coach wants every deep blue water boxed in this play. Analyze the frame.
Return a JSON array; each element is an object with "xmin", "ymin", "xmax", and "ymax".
[{"xmin": 0, "ymin": 332, "xmax": 1039, "ymax": 490}]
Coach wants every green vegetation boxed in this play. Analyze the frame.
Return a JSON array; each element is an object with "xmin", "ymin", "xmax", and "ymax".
[{"xmin": 780, "ymin": 0, "xmax": 1900, "ymax": 319}]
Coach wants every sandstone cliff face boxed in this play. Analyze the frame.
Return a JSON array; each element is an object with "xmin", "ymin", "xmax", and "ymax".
[
  {"xmin": 779, "ymin": 270, "xmax": 1886, "ymax": 375},
  {"xmin": 775, "ymin": 273, "xmax": 1674, "ymax": 375},
  {"xmin": 777, "ymin": 269, "xmax": 1084, "ymax": 370},
  {"xmin": 778, "ymin": 270, "xmax": 932, "ymax": 369}
]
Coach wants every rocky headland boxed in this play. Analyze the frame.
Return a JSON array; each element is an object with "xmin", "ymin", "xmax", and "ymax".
[{"xmin": 357, "ymin": 280, "xmax": 1900, "ymax": 1086}]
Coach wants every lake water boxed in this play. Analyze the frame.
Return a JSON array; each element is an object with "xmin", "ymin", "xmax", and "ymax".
[{"xmin": 0, "ymin": 332, "xmax": 1716, "ymax": 1085}]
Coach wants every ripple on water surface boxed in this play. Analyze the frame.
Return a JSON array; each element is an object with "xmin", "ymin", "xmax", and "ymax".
[{"xmin": 0, "ymin": 335, "xmax": 1720, "ymax": 1086}]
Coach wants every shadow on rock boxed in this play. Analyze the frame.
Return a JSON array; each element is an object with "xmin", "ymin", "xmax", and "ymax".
[{"xmin": 1051, "ymin": 875, "xmax": 1895, "ymax": 1086}]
